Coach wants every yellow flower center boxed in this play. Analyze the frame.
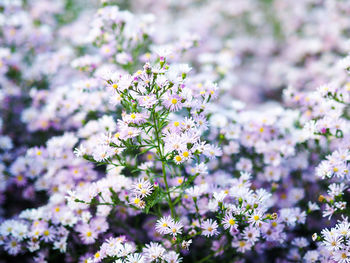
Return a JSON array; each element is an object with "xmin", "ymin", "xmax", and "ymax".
[
  {"xmin": 175, "ymin": 155, "xmax": 182, "ymax": 162},
  {"xmin": 229, "ymin": 219, "xmax": 235, "ymax": 225},
  {"xmin": 171, "ymin": 98, "xmax": 178, "ymax": 104}
]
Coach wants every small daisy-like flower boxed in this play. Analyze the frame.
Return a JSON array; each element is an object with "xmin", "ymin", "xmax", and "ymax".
[
  {"xmin": 117, "ymin": 74, "xmax": 133, "ymax": 91},
  {"xmin": 164, "ymin": 251, "xmax": 182, "ymax": 263},
  {"xmin": 242, "ymin": 226, "xmax": 260, "ymax": 244},
  {"xmin": 124, "ymin": 112, "xmax": 147, "ymax": 125},
  {"xmin": 125, "ymin": 253, "xmax": 145, "ymax": 263},
  {"xmin": 249, "ymin": 210, "xmax": 264, "ymax": 226},
  {"xmin": 322, "ymin": 228, "xmax": 343, "ymax": 251},
  {"xmin": 174, "ymin": 155, "xmax": 184, "ymax": 165},
  {"xmin": 40, "ymin": 226, "xmax": 56, "ymax": 242},
  {"xmin": 4, "ymin": 238, "xmax": 21, "ymax": 255},
  {"xmin": 143, "ymin": 242, "xmax": 166, "ymax": 261},
  {"xmin": 155, "ymin": 216, "xmax": 175, "ymax": 234},
  {"xmin": 138, "ymin": 95, "xmax": 157, "ymax": 109},
  {"xmin": 119, "ymin": 126, "xmax": 141, "ymax": 140},
  {"xmin": 92, "ymin": 145, "xmax": 114, "ymax": 162},
  {"xmin": 333, "ymin": 249, "xmax": 350, "ymax": 263},
  {"xmin": 179, "ymin": 150, "xmax": 192, "ymax": 161},
  {"xmin": 130, "ymin": 195, "xmax": 146, "ymax": 209},
  {"xmin": 222, "ymin": 213, "xmax": 237, "ymax": 230},
  {"xmin": 203, "ymin": 144, "xmax": 222, "ymax": 159},
  {"xmin": 201, "ymin": 219, "xmax": 219, "ymax": 237},
  {"xmin": 132, "ymin": 179, "xmax": 153, "ymax": 198},
  {"xmin": 163, "ymin": 93, "xmax": 183, "ymax": 112},
  {"xmin": 164, "ymin": 133, "xmax": 186, "ymax": 154},
  {"xmin": 76, "ymin": 223, "xmax": 97, "ymax": 245},
  {"xmin": 232, "ymin": 239, "xmax": 252, "ymax": 253},
  {"xmin": 167, "ymin": 220, "xmax": 184, "ymax": 237},
  {"xmin": 74, "ymin": 144, "xmax": 86, "ymax": 157}
]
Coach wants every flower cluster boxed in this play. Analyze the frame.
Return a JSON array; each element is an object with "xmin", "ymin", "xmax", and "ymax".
[{"xmin": 2, "ymin": 0, "xmax": 350, "ymax": 262}]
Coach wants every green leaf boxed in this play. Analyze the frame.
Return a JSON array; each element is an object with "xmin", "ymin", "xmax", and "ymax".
[{"xmin": 143, "ymin": 187, "xmax": 166, "ymax": 214}]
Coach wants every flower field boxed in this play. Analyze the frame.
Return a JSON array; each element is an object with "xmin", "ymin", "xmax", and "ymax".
[{"xmin": 1, "ymin": 0, "xmax": 350, "ymax": 262}]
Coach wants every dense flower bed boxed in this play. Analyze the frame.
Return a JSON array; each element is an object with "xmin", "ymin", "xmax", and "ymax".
[{"xmin": 1, "ymin": 0, "xmax": 350, "ymax": 262}]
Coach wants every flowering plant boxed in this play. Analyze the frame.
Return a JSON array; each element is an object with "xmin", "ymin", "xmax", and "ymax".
[{"xmin": 2, "ymin": 0, "xmax": 350, "ymax": 263}]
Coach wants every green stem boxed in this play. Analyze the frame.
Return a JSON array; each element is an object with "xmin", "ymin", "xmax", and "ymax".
[
  {"xmin": 153, "ymin": 109, "xmax": 175, "ymax": 218},
  {"xmin": 162, "ymin": 160, "xmax": 175, "ymax": 218}
]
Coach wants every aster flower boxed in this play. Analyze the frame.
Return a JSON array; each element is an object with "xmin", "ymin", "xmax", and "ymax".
[
  {"xmin": 248, "ymin": 210, "xmax": 264, "ymax": 226},
  {"xmin": 4, "ymin": 239, "xmax": 22, "ymax": 255},
  {"xmin": 117, "ymin": 74, "xmax": 133, "ymax": 92},
  {"xmin": 125, "ymin": 253, "xmax": 145, "ymax": 263},
  {"xmin": 243, "ymin": 226, "xmax": 261, "ymax": 244},
  {"xmin": 164, "ymin": 251, "xmax": 182, "ymax": 263},
  {"xmin": 40, "ymin": 226, "xmax": 56, "ymax": 242},
  {"xmin": 138, "ymin": 95, "xmax": 157, "ymax": 109},
  {"xmin": 232, "ymin": 239, "xmax": 252, "ymax": 253},
  {"xmin": 155, "ymin": 216, "xmax": 174, "ymax": 235},
  {"xmin": 119, "ymin": 126, "xmax": 141, "ymax": 140},
  {"xmin": 201, "ymin": 219, "xmax": 219, "ymax": 237},
  {"xmin": 163, "ymin": 93, "xmax": 183, "ymax": 112},
  {"xmin": 123, "ymin": 112, "xmax": 148, "ymax": 125},
  {"xmin": 303, "ymin": 250, "xmax": 319, "ymax": 263},
  {"xmin": 222, "ymin": 213, "xmax": 237, "ymax": 231},
  {"xmin": 130, "ymin": 195, "xmax": 146, "ymax": 209},
  {"xmin": 333, "ymin": 249, "xmax": 350, "ymax": 263},
  {"xmin": 322, "ymin": 228, "xmax": 343, "ymax": 251},
  {"xmin": 92, "ymin": 145, "xmax": 114, "ymax": 162},
  {"xmin": 167, "ymin": 220, "xmax": 184, "ymax": 237},
  {"xmin": 202, "ymin": 144, "xmax": 222, "ymax": 159},
  {"xmin": 132, "ymin": 179, "xmax": 153, "ymax": 198},
  {"xmin": 143, "ymin": 242, "xmax": 166, "ymax": 262},
  {"xmin": 76, "ymin": 223, "xmax": 98, "ymax": 245},
  {"xmin": 164, "ymin": 133, "xmax": 187, "ymax": 154}
]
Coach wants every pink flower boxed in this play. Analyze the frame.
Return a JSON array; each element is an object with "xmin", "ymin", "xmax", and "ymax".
[{"xmin": 162, "ymin": 92, "xmax": 183, "ymax": 112}]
